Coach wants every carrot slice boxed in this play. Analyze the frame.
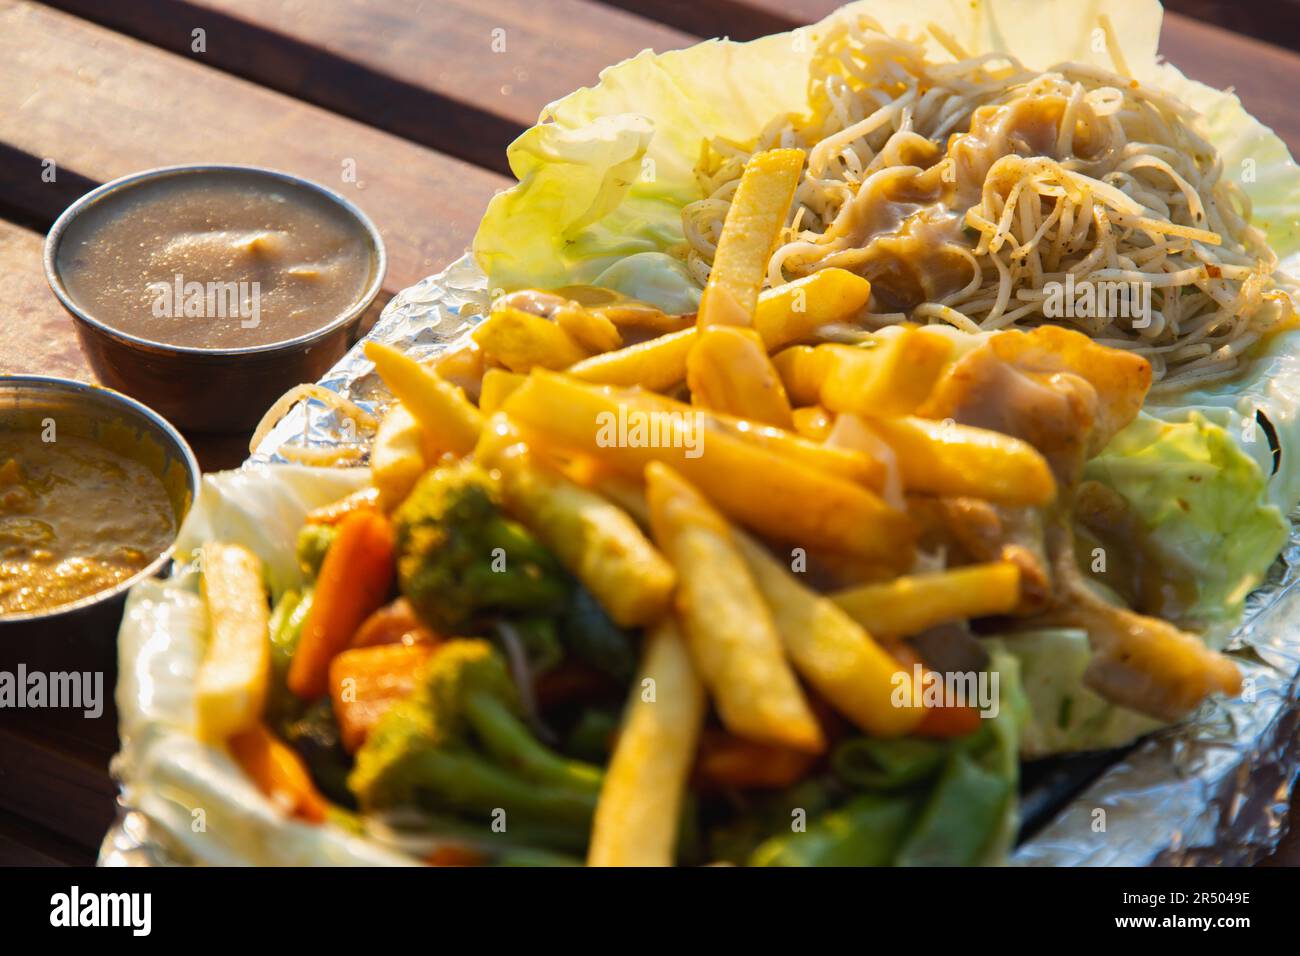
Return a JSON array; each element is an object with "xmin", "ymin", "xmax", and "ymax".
[
  {"xmin": 228, "ymin": 723, "xmax": 330, "ymax": 824},
  {"xmin": 891, "ymin": 642, "xmax": 986, "ymax": 739},
  {"xmin": 329, "ymin": 642, "xmax": 438, "ymax": 752},
  {"xmin": 914, "ymin": 703, "xmax": 984, "ymax": 739},
  {"xmin": 694, "ymin": 729, "xmax": 817, "ymax": 790},
  {"xmin": 288, "ymin": 510, "xmax": 396, "ymax": 699}
]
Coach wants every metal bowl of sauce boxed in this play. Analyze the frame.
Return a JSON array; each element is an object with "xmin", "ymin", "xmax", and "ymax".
[
  {"xmin": 44, "ymin": 164, "xmax": 387, "ymax": 432},
  {"xmin": 0, "ymin": 376, "xmax": 200, "ymax": 675}
]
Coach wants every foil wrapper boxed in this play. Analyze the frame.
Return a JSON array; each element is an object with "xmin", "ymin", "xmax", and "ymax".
[
  {"xmin": 249, "ymin": 255, "xmax": 492, "ymax": 465},
  {"xmin": 102, "ymin": 256, "xmax": 1300, "ymax": 866}
]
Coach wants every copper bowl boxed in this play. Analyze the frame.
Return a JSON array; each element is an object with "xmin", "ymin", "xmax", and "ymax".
[
  {"xmin": 43, "ymin": 164, "xmax": 387, "ymax": 433},
  {"xmin": 0, "ymin": 376, "xmax": 201, "ymax": 677}
]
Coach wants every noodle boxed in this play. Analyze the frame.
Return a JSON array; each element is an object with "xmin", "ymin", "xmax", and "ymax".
[
  {"xmin": 681, "ymin": 13, "xmax": 1297, "ymax": 389},
  {"xmin": 248, "ymin": 383, "xmax": 378, "ymax": 460}
]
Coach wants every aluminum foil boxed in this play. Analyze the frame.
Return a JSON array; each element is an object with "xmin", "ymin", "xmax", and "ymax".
[
  {"xmin": 103, "ymin": 255, "xmax": 1300, "ymax": 866},
  {"xmin": 249, "ymin": 255, "xmax": 492, "ymax": 465}
]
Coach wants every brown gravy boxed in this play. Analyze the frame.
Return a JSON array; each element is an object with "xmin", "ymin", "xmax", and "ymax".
[{"xmin": 56, "ymin": 170, "xmax": 375, "ymax": 349}]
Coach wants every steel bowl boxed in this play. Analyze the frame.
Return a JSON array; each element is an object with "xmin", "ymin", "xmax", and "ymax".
[
  {"xmin": 43, "ymin": 164, "xmax": 387, "ymax": 433},
  {"xmin": 0, "ymin": 376, "xmax": 201, "ymax": 678}
]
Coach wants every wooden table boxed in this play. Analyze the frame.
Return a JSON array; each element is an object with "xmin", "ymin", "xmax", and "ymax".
[{"xmin": 1, "ymin": 0, "xmax": 1298, "ymax": 865}]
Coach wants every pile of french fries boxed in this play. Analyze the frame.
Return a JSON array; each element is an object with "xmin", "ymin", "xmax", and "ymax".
[{"xmin": 337, "ymin": 147, "xmax": 1070, "ymax": 866}]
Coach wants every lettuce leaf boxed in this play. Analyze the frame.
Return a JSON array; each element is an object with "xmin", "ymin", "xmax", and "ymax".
[
  {"xmin": 471, "ymin": 33, "xmax": 812, "ymax": 308},
  {"xmin": 1085, "ymin": 410, "xmax": 1289, "ymax": 637},
  {"xmin": 987, "ymin": 631, "xmax": 1162, "ymax": 757}
]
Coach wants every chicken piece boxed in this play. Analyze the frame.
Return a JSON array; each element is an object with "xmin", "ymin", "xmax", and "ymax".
[
  {"xmin": 920, "ymin": 325, "xmax": 1151, "ymax": 485},
  {"xmin": 1041, "ymin": 522, "xmax": 1241, "ymax": 721},
  {"xmin": 924, "ymin": 497, "xmax": 1052, "ymax": 615}
]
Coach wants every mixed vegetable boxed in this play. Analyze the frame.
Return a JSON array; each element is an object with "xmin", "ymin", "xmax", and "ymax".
[{"xmin": 191, "ymin": 148, "xmax": 1245, "ymax": 865}]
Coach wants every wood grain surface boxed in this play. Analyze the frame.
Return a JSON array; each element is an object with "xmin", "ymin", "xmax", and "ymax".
[{"xmin": 43, "ymin": 0, "xmax": 696, "ymax": 174}]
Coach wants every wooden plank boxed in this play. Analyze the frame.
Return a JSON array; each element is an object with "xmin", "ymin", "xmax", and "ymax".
[
  {"xmin": 0, "ymin": 219, "xmax": 92, "ymax": 382},
  {"xmin": 0, "ymin": 721, "xmax": 116, "ymax": 854},
  {"xmin": 0, "ymin": 808, "xmax": 93, "ymax": 865},
  {"xmin": 1163, "ymin": 0, "xmax": 1300, "ymax": 55},
  {"xmin": 43, "ymin": 0, "xmax": 696, "ymax": 175},
  {"xmin": 1158, "ymin": 14, "xmax": 1300, "ymax": 150},
  {"xmin": 604, "ymin": 1, "xmax": 1300, "ymax": 154},
  {"xmin": 0, "ymin": 0, "xmax": 509, "ymax": 294}
]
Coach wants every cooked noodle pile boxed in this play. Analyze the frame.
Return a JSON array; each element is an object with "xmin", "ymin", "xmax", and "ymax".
[{"xmin": 681, "ymin": 14, "xmax": 1296, "ymax": 391}]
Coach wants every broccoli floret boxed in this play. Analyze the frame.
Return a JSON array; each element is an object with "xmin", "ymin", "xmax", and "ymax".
[
  {"xmin": 502, "ymin": 616, "xmax": 565, "ymax": 674},
  {"xmin": 348, "ymin": 639, "xmax": 601, "ymax": 832},
  {"xmin": 295, "ymin": 523, "xmax": 335, "ymax": 580},
  {"xmin": 393, "ymin": 462, "xmax": 570, "ymax": 633}
]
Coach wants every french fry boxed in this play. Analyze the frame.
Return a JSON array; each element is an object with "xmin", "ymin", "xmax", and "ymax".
[
  {"xmin": 587, "ymin": 619, "xmax": 705, "ymax": 866},
  {"xmin": 595, "ymin": 305, "xmax": 694, "ymax": 335},
  {"xmin": 229, "ymin": 723, "xmax": 330, "ymax": 823},
  {"xmin": 698, "ymin": 410, "xmax": 883, "ymax": 489},
  {"xmin": 584, "ymin": 469, "xmax": 653, "ymax": 527},
  {"xmin": 646, "ymin": 462, "xmax": 824, "ymax": 752},
  {"xmin": 478, "ymin": 368, "xmax": 526, "ymax": 415},
  {"xmin": 577, "ymin": 436, "xmax": 879, "ymax": 525},
  {"xmin": 791, "ymin": 405, "xmax": 833, "ymax": 441},
  {"xmin": 197, "ymin": 542, "xmax": 271, "ymax": 742},
  {"xmin": 734, "ymin": 531, "xmax": 925, "ymax": 738},
  {"xmin": 329, "ymin": 642, "xmax": 438, "ymax": 752},
  {"xmin": 819, "ymin": 329, "xmax": 954, "ymax": 417},
  {"xmin": 572, "ymin": 270, "xmax": 871, "ymax": 392},
  {"xmin": 831, "ymin": 561, "xmax": 1022, "ymax": 637},
  {"xmin": 862, "ymin": 414, "xmax": 1057, "ymax": 506},
  {"xmin": 433, "ymin": 341, "xmax": 486, "ymax": 403},
  {"xmin": 752, "ymin": 269, "xmax": 873, "ymax": 349},
  {"xmin": 501, "ymin": 371, "xmax": 913, "ymax": 563},
  {"xmin": 365, "ymin": 341, "xmax": 483, "ymax": 457},
  {"xmin": 521, "ymin": 375, "xmax": 880, "ymax": 498},
  {"xmin": 492, "ymin": 445, "xmax": 676, "ymax": 628},
  {"xmin": 472, "ymin": 305, "xmax": 591, "ymax": 371},
  {"xmin": 774, "ymin": 331, "xmax": 954, "ymax": 417},
  {"xmin": 554, "ymin": 302, "xmax": 623, "ymax": 354},
  {"xmin": 370, "ymin": 403, "xmax": 428, "ymax": 511},
  {"xmin": 687, "ymin": 325, "xmax": 794, "ymax": 427},
  {"xmin": 774, "ymin": 330, "xmax": 951, "ymax": 421},
  {"xmin": 568, "ymin": 327, "xmax": 697, "ymax": 391},
  {"xmin": 772, "ymin": 345, "xmax": 831, "ymax": 406},
  {"xmin": 698, "ymin": 148, "xmax": 805, "ymax": 327}
]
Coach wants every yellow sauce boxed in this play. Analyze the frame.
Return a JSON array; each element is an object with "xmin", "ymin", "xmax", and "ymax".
[{"xmin": 0, "ymin": 432, "xmax": 177, "ymax": 615}]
